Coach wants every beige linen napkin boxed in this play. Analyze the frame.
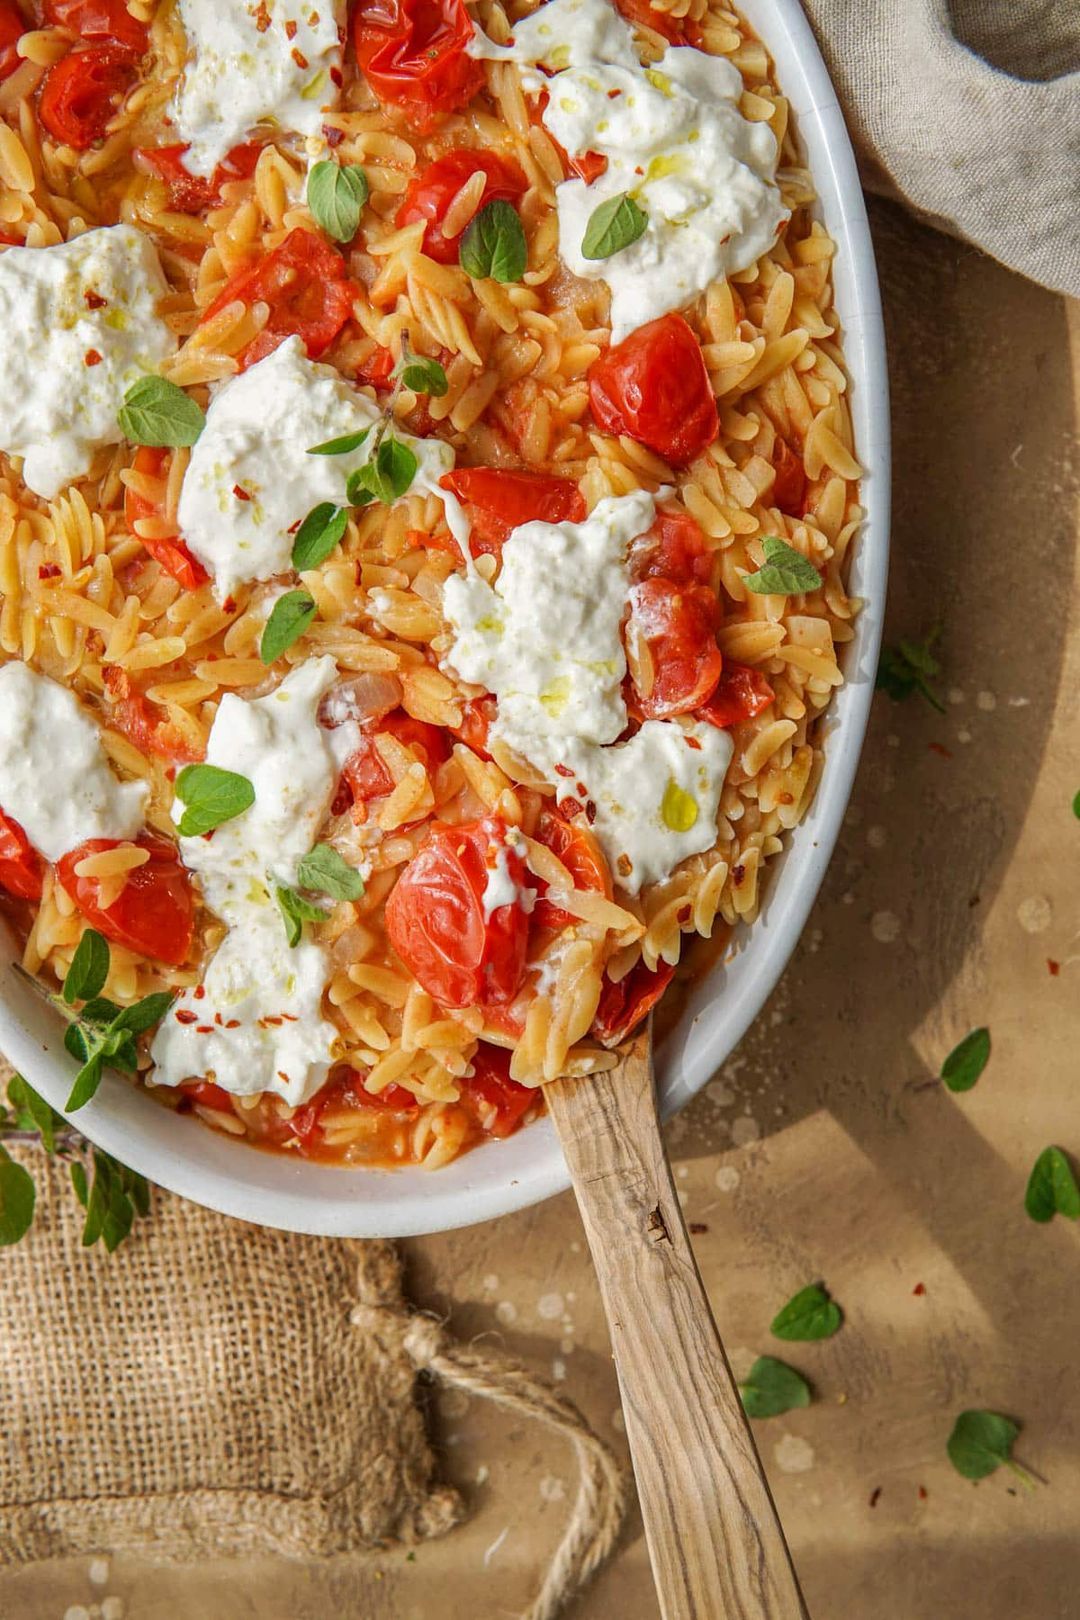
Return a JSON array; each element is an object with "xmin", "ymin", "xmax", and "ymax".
[{"xmin": 803, "ymin": 0, "xmax": 1080, "ymax": 297}]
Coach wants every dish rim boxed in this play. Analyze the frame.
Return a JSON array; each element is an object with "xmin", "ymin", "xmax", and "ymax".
[{"xmin": 0, "ymin": 0, "xmax": 890, "ymax": 1237}]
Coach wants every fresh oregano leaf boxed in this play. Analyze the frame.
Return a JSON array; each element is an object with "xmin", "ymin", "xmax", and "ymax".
[
  {"xmin": 6, "ymin": 1074, "xmax": 60, "ymax": 1152},
  {"xmin": 111, "ymin": 991, "xmax": 175, "ymax": 1038},
  {"xmin": 876, "ymin": 628, "xmax": 945, "ymax": 712},
  {"xmin": 941, "ymin": 1027, "xmax": 990, "ymax": 1092},
  {"xmin": 118, "ymin": 376, "xmax": 206, "ymax": 448},
  {"xmin": 459, "ymin": 198, "xmax": 527, "ymax": 283},
  {"xmin": 581, "ymin": 191, "xmax": 648, "ymax": 260},
  {"xmin": 291, "ymin": 502, "xmax": 349, "ymax": 569},
  {"xmin": 78, "ymin": 996, "xmax": 124, "ymax": 1028},
  {"xmin": 276, "ymin": 885, "xmax": 327, "ymax": 948},
  {"xmin": 260, "ymin": 589, "xmax": 317, "ymax": 665},
  {"xmin": 351, "ymin": 436, "xmax": 418, "ymax": 505},
  {"xmin": 66, "ymin": 1052, "xmax": 105, "ymax": 1112},
  {"xmin": 64, "ymin": 1021, "xmax": 92, "ymax": 1064},
  {"xmin": 947, "ymin": 1410, "xmax": 1033, "ymax": 1485},
  {"xmin": 70, "ymin": 1160, "xmax": 88, "ymax": 1208},
  {"xmin": 744, "ymin": 535, "xmax": 823, "ymax": 596},
  {"xmin": 738, "ymin": 1356, "xmax": 811, "ymax": 1419},
  {"xmin": 307, "ymin": 429, "xmax": 371, "ymax": 457},
  {"xmin": 345, "ymin": 469, "xmax": 377, "ymax": 508},
  {"xmin": 0, "ymin": 1144, "xmax": 35, "ymax": 1246},
  {"xmin": 770, "ymin": 1283, "xmax": 843, "ymax": 1342},
  {"xmin": 174, "ymin": 763, "xmax": 255, "ymax": 837},
  {"xmin": 63, "ymin": 927, "xmax": 110, "ymax": 1005},
  {"xmin": 1024, "ymin": 1146, "xmax": 1080, "ymax": 1223},
  {"xmin": 297, "ymin": 843, "xmax": 365, "ymax": 901},
  {"xmin": 397, "ymin": 355, "xmax": 449, "ymax": 397},
  {"xmin": 307, "ymin": 160, "xmax": 369, "ymax": 242},
  {"xmin": 1073, "ymin": 789, "xmax": 1080, "ymax": 820}
]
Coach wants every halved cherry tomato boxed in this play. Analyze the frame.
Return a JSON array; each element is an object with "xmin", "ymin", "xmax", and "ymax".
[
  {"xmin": 531, "ymin": 806, "xmax": 609, "ymax": 932},
  {"xmin": 439, "ymin": 466, "xmax": 586, "ymax": 558},
  {"xmin": 134, "ymin": 139, "xmax": 262, "ymax": 213},
  {"xmin": 613, "ymin": 0, "xmax": 701, "ymax": 44},
  {"xmin": 124, "ymin": 447, "xmax": 209, "ymax": 592},
  {"xmin": 0, "ymin": 1, "xmax": 25, "ymax": 82},
  {"xmin": 44, "ymin": 0, "xmax": 148, "ymax": 52},
  {"xmin": 629, "ymin": 506, "xmax": 713, "ymax": 588},
  {"xmin": 0, "ymin": 809, "xmax": 44, "ymax": 902},
  {"xmin": 588, "ymin": 312, "xmax": 718, "ymax": 466},
  {"xmin": 592, "ymin": 959, "xmax": 675, "ymax": 1047},
  {"xmin": 396, "ymin": 148, "xmax": 525, "ymax": 264},
  {"xmin": 57, "ymin": 833, "xmax": 195, "ymax": 967},
  {"xmin": 459, "ymin": 1041, "xmax": 537, "ymax": 1139},
  {"xmin": 385, "ymin": 816, "xmax": 530, "ymax": 1008},
  {"xmin": 352, "ymin": 0, "xmax": 484, "ymax": 133},
  {"xmin": 339, "ymin": 710, "xmax": 450, "ymax": 806},
  {"xmin": 200, "ymin": 228, "xmax": 358, "ymax": 371},
  {"xmin": 450, "ymin": 694, "xmax": 496, "ymax": 760},
  {"xmin": 697, "ymin": 661, "xmax": 775, "ymax": 729},
  {"xmin": 290, "ymin": 1072, "xmax": 420, "ymax": 1144},
  {"xmin": 627, "ymin": 576, "xmax": 722, "ymax": 719},
  {"xmin": 39, "ymin": 43, "xmax": 138, "ymax": 148},
  {"xmin": 771, "ymin": 436, "xmax": 807, "ymax": 517},
  {"xmin": 103, "ymin": 666, "xmax": 205, "ymax": 765}
]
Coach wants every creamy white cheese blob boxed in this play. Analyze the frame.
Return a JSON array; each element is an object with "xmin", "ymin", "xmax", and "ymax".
[
  {"xmin": 173, "ymin": 0, "xmax": 345, "ymax": 176},
  {"xmin": 443, "ymin": 489, "xmax": 733, "ymax": 894},
  {"xmin": 151, "ymin": 657, "xmax": 359, "ymax": 1105},
  {"xmin": 0, "ymin": 226, "xmax": 175, "ymax": 500},
  {"xmin": 481, "ymin": 825, "xmax": 536, "ymax": 920},
  {"xmin": 469, "ymin": 0, "xmax": 785, "ymax": 340},
  {"xmin": 179, "ymin": 336, "xmax": 468, "ymax": 601},
  {"xmin": 0, "ymin": 663, "xmax": 147, "ymax": 861}
]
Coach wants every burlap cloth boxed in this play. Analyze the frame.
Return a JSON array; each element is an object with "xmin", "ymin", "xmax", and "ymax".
[{"xmin": 805, "ymin": 0, "xmax": 1080, "ymax": 297}]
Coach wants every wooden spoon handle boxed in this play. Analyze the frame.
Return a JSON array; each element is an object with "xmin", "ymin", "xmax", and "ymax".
[{"xmin": 547, "ymin": 1032, "xmax": 809, "ymax": 1620}]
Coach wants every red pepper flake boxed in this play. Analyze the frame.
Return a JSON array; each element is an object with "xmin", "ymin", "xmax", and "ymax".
[
  {"xmin": 291, "ymin": 46, "xmax": 309, "ymax": 68},
  {"xmin": 285, "ymin": 17, "xmax": 298, "ymax": 37},
  {"xmin": 222, "ymin": 596, "xmax": 237, "ymax": 613},
  {"xmin": 84, "ymin": 348, "xmax": 103, "ymax": 367},
  {"xmin": 912, "ymin": 1282, "xmax": 926, "ymax": 1296},
  {"xmin": 253, "ymin": 0, "xmax": 270, "ymax": 29},
  {"xmin": 232, "ymin": 484, "xmax": 252, "ymax": 501},
  {"xmin": 928, "ymin": 742, "xmax": 953, "ymax": 760},
  {"xmin": 634, "ymin": 165, "xmax": 644, "ymax": 175},
  {"xmin": 175, "ymin": 1010, "xmax": 198, "ymax": 1025},
  {"xmin": 585, "ymin": 800, "xmax": 597, "ymax": 825},
  {"xmin": 869, "ymin": 1487, "xmax": 882, "ymax": 1508},
  {"xmin": 214, "ymin": 1012, "xmax": 223, "ymax": 1025},
  {"xmin": 263, "ymin": 1014, "xmax": 284, "ymax": 1026},
  {"xmin": 277, "ymin": 1070, "xmax": 291, "ymax": 1084},
  {"xmin": 281, "ymin": 1013, "xmax": 299, "ymax": 1022},
  {"xmin": 918, "ymin": 1485, "xmax": 928, "ymax": 1500},
  {"xmin": 197, "ymin": 1025, "xmax": 214, "ymax": 1034},
  {"xmin": 607, "ymin": 87, "xmax": 621, "ymax": 98},
  {"xmin": 225, "ymin": 1019, "xmax": 241, "ymax": 1029},
  {"xmin": 554, "ymin": 763, "xmax": 574, "ymax": 778},
  {"xmin": 1048, "ymin": 958, "xmax": 1061, "ymax": 976},
  {"xmin": 194, "ymin": 984, "xmax": 206, "ymax": 1000},
  {"xmin": 38, "ymin": 563, "xmax": 61, "ymax": 579},
  {"xmin": 83, "ymin": 288, "xmax": 107, "ymax": 309},
  {"xmin": 732, "ymin": 863, "xmax": 746, "ymax": 885},
  {"xmin": 616, "ymin": 853, "xmax": 632, "ymax": 879},
  {"xmin": 686, "ymin": 736, "xmax": 702, "ymax": 750},
  {"xmin": 688, "ymin": 1222, "xmax": 708, "ymax": 1234}
]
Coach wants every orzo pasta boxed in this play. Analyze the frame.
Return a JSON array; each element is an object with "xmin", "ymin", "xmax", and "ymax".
[{"xmin": 0, "ymin": 0, "xmax": 861, "ymax": 1170}]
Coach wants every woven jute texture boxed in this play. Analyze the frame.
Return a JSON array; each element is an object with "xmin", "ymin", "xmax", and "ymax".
[{"xmin": 0, "ymin": 1141, "xmax": 462, "ymax": 1565}]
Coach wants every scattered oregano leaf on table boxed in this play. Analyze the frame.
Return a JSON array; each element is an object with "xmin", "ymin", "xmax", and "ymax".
[
  {"xmin": 941, "ymin": 1027, "xmax": 991, "ymax": 1092},
  {"xmin": 770, "ymin": 1282, "xmax": 844, "ymax": 1342},
  {"xmin": 1024, "ymin": 1146, "xmax": 1080, "ymax": 1223},
  {"xmin": 946, "ymin": 1410, "xmax": 1036, "ymax": 1488},
  {"xmin": 876, "ymin": 627, "xmax": 946, "ymax": 712},
  {"xmin": 738, "ymin": 1356, "xmax": 812, "ymax": 1419}
]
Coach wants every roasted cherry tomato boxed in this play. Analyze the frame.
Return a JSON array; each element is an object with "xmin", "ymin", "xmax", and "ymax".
[
  {"xmin": 592, "ymin": 959, "xmax": 675, "ymax": 1046},
  {"xmin": 385, "ymin": 816, "xmax": 530, "ymax": 1008},
  {"xmin": 339, "ymin": 710, "xmax": 450, "ymax": 806},
  {"xmin": 44, "ymin": 0, "xmax": 148, "ymax": 51},
  {"xmin": 124, "ymin": 447, "xmax": 209, "ymax": 592},
  {"xmin": 439, "ymin": 466, "xmax": 586, "ymax": 558},
  {"xmin": 629, "ymin": 506, "xmax": 713, "ymax": 588},
  {"xmin": 627, "ymin": 576, "xmax": 722, "ymax": 719},
  {"xmin": 0, "ymin": 809, "xmax": 44, "ymax": 902},
  {"xmin": 531, "ymin": 806, "xmax": 610, "ymax": 933},
  {"xmin": 0, "ymin": 1, "xmax": 25, "ymax": 82},
  {"xmin": 588, "ymin": 312, "xmax": 718, "ymax": 466},
  {"xmin": 396, "ymin": 148, "xmax": 525, "ymax": 263},
  {"xmin": 290, "ymin": 1071, "xmax": 420, "ymax": 1142},
  {"xmin": 134, "ymin": 139, "xmax": 262, "ymax": 213},
  {"xmin": 179, "ymin": 1079, "xmax": 236, "ymax": 1114},
  {"xmin": 103, "ymin": 666, "xmax": 205, "ymax": 765},
  {"xmin": 613, "ymin": 0, "xmax": 701, "ymax": 44},
  {"xmin": 459, "ymin": 1041, "xmax": 537, "ymax": 1138},
  {"xmin": 697, "ymin": 661, "xmax": 775, "ymax": 729},
  {"xmin": 353, "ymin": 344, "xmax": 396, "ymax": 386},
  {"xmin": 200, "ymin": 228, "xmax": 358, "ymax": 371},
  {"xmin": 352, "ymin": 0, "xmax": 484, "ymax": 132},
  {"xmin": 57, "ymin": 833, "xmax": 195, "ymax": 967},
  {"xmin": 770, "ymin": 436, "xmax": 807, "ymax": 517},
  {"xmin": 450, "ymin": 694, "xmax": 496, "ymax": 760},
  {"xmin": 39, "ymin": 43, "xmax": 138, "ymax": 149}
]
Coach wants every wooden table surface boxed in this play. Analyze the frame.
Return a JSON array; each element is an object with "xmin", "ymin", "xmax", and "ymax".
[{"xmin": 3, "ymin": 197, "xmax": 1078, "ymax": 1620}]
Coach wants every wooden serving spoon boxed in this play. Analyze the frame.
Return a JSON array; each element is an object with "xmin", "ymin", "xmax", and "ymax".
[{"xmin": 546, "ymin": 1025, "xmax": 809, "ymax": 1620}]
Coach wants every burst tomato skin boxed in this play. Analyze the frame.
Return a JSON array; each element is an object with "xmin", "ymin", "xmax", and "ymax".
[
  {"xmin": 588, "ymin": 313, "xmax": 718, "ymax": 466},
  {"xmin": 592, "ymin": 958, "xmax": 675, "ymax": 1047},
  {"xmin": 44, "ymin": 0, "xmax": 149, "ymax": 51},
  {"xmin": 613, "ymin": 0, "xmax": 702, "ymax": 44},
  {"xmin": 385, "ymin": 816, "xmax": 530, "ymax": 1009},
  {"xmin": 200, "ymin": 228, "xmax": 357, "ymax": 371},
  {"xmin": 630, "ymin": 507, "xmax": 713, "ymax": 588},
  {"xmin": 531, "ymin": 806, "xmax": 610, "ymax": 933},
  {"xmin": 352, "ymin": 0, "xmax": 484, "ymax": 133},
  {"xmin": 396, "ymin": 149, "xmax": 525, "ymax": 263},
  {"xmin": 0, "ymin": 810, "xmax": 44, "ymax": 902},
  {"xmin": 124, "ymin": 447, "xmax": 209, "ymax": 592},
  {"xmin": 771, "ymin": 435, "xmax": 807, "ymax": 517},
  {"xmin": 134, "ymin": 139, "xmax": 262, "ymax": 213},
  {"xmin": 39, "ymin": 43, "xmax": 138, "ymax": 149},
  {"xmin": 627, "ymin": 576, "xmax": 722, "ymax": 719},
  {"xmin": 450, "ymin": 695, "xmax": 496, "ymax": 760},
  {"xmin": 459, "ymin": 1041, "xmax": 536, "ymax": 1138},
  {"xmin": 0, "ymin": 1, "xmax": 25, "ymax": 82},
  {"xmin": 103, "ymin": 666, "xmax": 205, "ymax": 765},
  {"xmin": 56, "ymin": 833, "xmax": 195, "ymax": 967},
  {"xmin": 439, "ymin": 467, "xmax": 586, "ymax": 558},
  {"xmin": 697, "ymin": 661, "xmax": 775, "ymax": 728},
  {"xmin": 339, "ymin": 710, "xmax": 450, "ymax": 805}
]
